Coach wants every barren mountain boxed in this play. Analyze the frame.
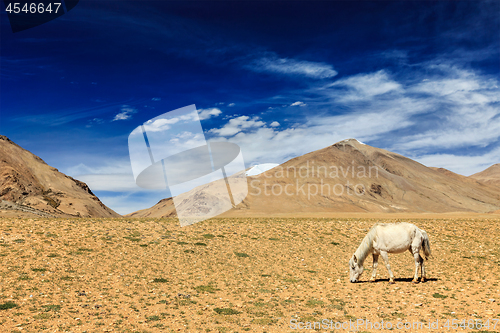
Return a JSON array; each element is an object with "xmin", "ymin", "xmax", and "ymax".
[
  {"xmin": 128, "ymin": 139, "xmax": 500, "ymax": 218},
  {"xmin": 0, "ymin": 135, "xmax": 120, "ymax": 218},
  {"xmin": 469, "ymin": 163, "xmax": 500, "ymax": 187}
]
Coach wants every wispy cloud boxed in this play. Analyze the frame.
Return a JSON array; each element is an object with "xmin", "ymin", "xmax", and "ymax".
[
  {"xmin": 326, "ymin": 70, "xmax": 402, "ymax": 102},
  {"xmin": 65, "ymin": 159, "xmax": 134, "ymax": 176},
  {"xmin": 68, "ymin": 160, "xmax": 153, "ymax": 193},
  {"xmin": 248, "ymin": 55, "xmax": 338, "ymax": 79},
  {"xmin": 86, "ymin": 118, "xmax": 104, "ymax": 128},
  {"xmin": 75, "ymin": 174, "xmax": 140, "ymax": 192},
  {"xmin": 11, "ymin": 100, "xmax": 142, "ymax": 126},
  {"xmin": 113, "ymin": 105, "xmax": 138, "ymax": 121},
  {"xmin": 290, "ymin": 101, "xmax": 307, "ymax": 107}
]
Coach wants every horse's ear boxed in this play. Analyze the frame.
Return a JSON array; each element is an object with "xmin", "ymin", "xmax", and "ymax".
[{"xmin": 353, "ymin": 255, "xmax": 357, "ymax": 263}]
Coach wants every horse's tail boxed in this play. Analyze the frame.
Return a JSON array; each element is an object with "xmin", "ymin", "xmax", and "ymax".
[{"xmin": 421, "ymin": 230, "xmax": 431, "ymax": 260}]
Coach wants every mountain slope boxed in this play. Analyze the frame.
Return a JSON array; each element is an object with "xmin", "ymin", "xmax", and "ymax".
[
  {"xmin": 0, "ymin": 135, "xmax": 120, "ymax": 218},
  {"xmin": 469, "ymin": 164, "xmax": 500, "ymax": 187},
  {"xmin": 128, "ymin": 139, "xmax": 500, "ymax": 218}
]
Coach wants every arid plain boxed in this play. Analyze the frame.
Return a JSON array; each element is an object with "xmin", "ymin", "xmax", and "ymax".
[{"xmin": 1, "ymin": 215, "xmax": 499, "ymax": 332}]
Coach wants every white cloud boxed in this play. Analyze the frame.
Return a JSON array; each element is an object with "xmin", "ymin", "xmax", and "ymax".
[
  {"xmin": 270, "ymin": 121, "xmax": 280, "ymax": 127},
  {"xmin": 113, "ymin": 105, "xmax": 137, "ymax": 121},
  {"xmin": 210, "ymin": 115, "xmax": 265, "ymax": 137},
  {"xmin": 151, "ymin": 97, "xmax": 161, "ymax": 101},
  {"xmin": 198, "ymin": 107, "xmax": 222, "ymax": 120},
  {"xmin": 228, "ymin": 103, "xmax": 235, "ymax": 107},
  {"xmin": 140, "ymin": 112, "xmax": 199, "ymax": 133},
  {"xmin": 290, "ymin": 101, "xmax": 307, "ymax": 107},
  {"xmin": 250, "ymin": 55, "xmax": 338, "ymax": 79},
  {"xmin": 142, "ymin": 117, "xmax": 177, "ymax": 132}
]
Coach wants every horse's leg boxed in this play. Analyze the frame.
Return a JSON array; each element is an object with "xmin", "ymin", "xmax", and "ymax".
[
  {"xmin": 412, "ymin": 252, "xmax": 421, "ymax": 284},
  {"xmin": 420, "ymin": 254, "xmax": 426, "ymax": 283},
  {"xmin": 379, "ymin": 251, "xmax": 395, "ymax": 284},
  {"xmin": 411, "ymin": 233, "xmax": 425, "ymax": 283},
  {"xmin": 413, "ymin": 234, "xmax": 426, "ymax": 283},
  {"xmin": 369, "ymin": 254, "xmax": 379, "ymax": 282}
]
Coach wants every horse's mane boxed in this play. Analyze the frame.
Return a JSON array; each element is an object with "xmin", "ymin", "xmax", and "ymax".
[{"xmin": 354, "ymin": 224, "xmax": 378, "ymax": 264}]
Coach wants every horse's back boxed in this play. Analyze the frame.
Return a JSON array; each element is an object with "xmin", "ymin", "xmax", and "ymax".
[
  {"xmin": 375, "ymin": 222, "xmax": 417, "ymax": 235},
  {"xmin": 372, "ymin": 223, "xmax": 418, "ymax": 253}
]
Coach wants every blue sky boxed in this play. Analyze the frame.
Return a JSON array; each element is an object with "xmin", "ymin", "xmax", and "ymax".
[{"xmin": 1, "ymin": 1, "xmax": 499, "ymax": 214}]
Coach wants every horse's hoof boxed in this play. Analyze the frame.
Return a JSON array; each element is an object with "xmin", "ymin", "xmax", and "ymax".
[
  {"xmin": 389, "ymin": 280, "xmax": 395, "ymax": 284},
  {"xmin": 420, "ymin": 277, "xmax": 425, "ymax": 283},
  {"xmin": 369, "ymin": 278, "xmax": 376, "ymax": 282},
  {"xmin": 412, "ymin": 279, "xmax": 419, "ymax": 284}
]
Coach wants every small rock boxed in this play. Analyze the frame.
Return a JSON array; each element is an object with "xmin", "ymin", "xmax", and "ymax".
[
  {"xmin": 415, "ymin": 303, "xmax": 423, "ymax": 307},
  {"xmin": 489, "ymin": 299, "xmax": 495, "ymax": 302}
]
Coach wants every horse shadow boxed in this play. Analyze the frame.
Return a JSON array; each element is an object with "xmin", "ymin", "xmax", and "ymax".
[{"xmin": 358, "ymin": 277, "xmax": 439, "ymax": 284}]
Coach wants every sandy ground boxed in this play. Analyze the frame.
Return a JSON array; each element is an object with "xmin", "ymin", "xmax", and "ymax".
[{"xmin": 0, "ymin": 216, "xmax": 499, "ymax": 332}]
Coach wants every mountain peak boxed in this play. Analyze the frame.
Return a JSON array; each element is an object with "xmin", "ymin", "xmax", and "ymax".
[
  {"xmin": 333, "ymin": 138, "xmax": 366, "ymax": 146},
  {"xmin": 469, "ymin": 163, "xmax": 500, "ymax": 187}
]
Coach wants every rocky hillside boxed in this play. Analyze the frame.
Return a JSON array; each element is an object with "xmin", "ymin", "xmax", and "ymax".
[{"xmin": 0, "ymin": 135, "xmax": 120, "ymax": 218}]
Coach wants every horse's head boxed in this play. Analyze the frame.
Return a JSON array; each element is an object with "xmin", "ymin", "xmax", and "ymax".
[{"xmin": 349, "ymin": 255, "xmax": 364, "ymax": 283}]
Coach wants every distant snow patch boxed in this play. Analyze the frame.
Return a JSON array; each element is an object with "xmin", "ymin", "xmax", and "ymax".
[
  {"xmin": 339, "ymin": 138, "xmax": 366, "ymax": 145},
  {"xmin": 246, "ymin": 163, "xmax": 280, "ymax": 176}
]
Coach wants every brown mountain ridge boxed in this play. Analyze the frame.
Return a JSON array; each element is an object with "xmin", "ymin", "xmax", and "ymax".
[
  {"xmin": 469, "ymin": 163, "xmax": 500, "ymax": 187},
  {"xmin": 0, "ymin": 135, "xmax": 120, "ymax": 218},
  {"xmin": 128, "ymin": 139, "xmax": 500, "ymax": 218}
]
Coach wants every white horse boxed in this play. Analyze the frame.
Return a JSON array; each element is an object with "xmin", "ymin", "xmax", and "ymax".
[{"xmin": 349, "ymin": 222, "xmax": 431, "ymax": 284}]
